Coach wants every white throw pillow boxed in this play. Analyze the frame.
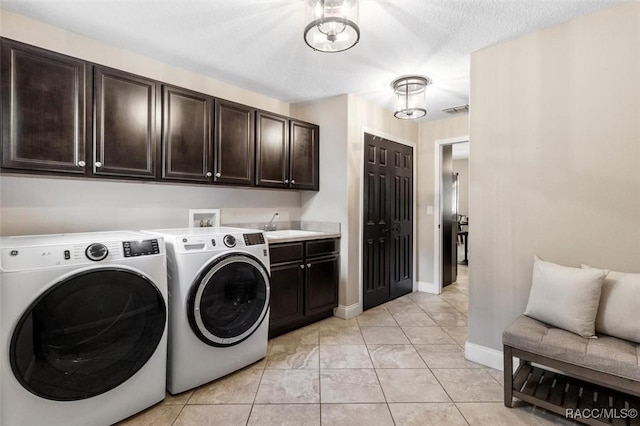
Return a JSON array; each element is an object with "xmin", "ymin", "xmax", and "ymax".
[
  {"xmin": 524, "ymin": 257, "xmax": 606, "ymax": 338},
  {"xmin": 582, "ymin": 264, "xmax": 640, "ymax": 343}
]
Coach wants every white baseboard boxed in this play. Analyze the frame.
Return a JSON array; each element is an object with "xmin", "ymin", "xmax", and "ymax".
[
  {"xmin": 334, "ymin": 303, "xmax": 362, "ymax": 320},
  {"xmin": 465, "ymin": 341, "xmax": 505, "ymax": 371},
  {"xmin": 465, "ymin": 342, "xmax": 565, "ymax": 376},
  {"xmin": 417, "ymin": 281, "xmax": 439, "ymax": 294}
]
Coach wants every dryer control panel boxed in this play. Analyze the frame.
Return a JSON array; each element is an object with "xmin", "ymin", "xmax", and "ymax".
[{"xmin": 174, "ymin": 231, "xmax": 267, "ymax": 253}]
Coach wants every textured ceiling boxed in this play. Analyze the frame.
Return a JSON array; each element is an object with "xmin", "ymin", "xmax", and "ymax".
[{"xmin": 1, "ymin": 0, "xmax": 624, "ymax": 121}]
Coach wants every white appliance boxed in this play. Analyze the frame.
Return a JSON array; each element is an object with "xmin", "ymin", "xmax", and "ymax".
[
  {"xmin": 0, "ymin": 231, "xmax": 168, "ymax": 426},
  {"xmin": 142, "ymin": 227, "xmax": 270, "ymax": 394}
]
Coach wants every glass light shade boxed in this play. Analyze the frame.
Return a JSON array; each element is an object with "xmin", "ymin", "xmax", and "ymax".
[
  {"xmin": 304, "ymin": 0, "xmax": 360, "ymax": 53},
  {"xmin": 392, "ymin": 76, "xmax": 431, "ymax": 119}
]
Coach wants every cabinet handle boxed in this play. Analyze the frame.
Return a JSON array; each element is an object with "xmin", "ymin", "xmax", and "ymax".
[
  {"xmin": 299, "ymin": 264, "xmax": 305, "ymax": 269},
  {"xmin": 215, "ymin": 172, "xmax": 221, "ymax": 178},
  {"xmin": 206, "ymin": 172, "xmax": 212, "ymax": 177},
  {"xmin": 291, "ymin": 179, "xmax": 296, "ymax": 184},
  {"xmin": 77, "ymin": 160, "xmax": 86, "ymax": 167},
  {"xmin": 284, "ymin": 179, "xmax": 289, "ymax": 184},
  {"xmin": 95, "ymin": 161, "xmax": 103, "ymax": 168},
  {"xmin": 306, "ymin": 263, "xmax": 311, "ymax": 268}
]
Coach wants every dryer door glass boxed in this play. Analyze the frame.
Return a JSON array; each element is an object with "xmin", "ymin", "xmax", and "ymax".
[
  {"xmin": 10, "ymin": 268, "xmax": 166, "ymax": 401},
  {"xmin": 189, "ymin": 254, "xmax": 270, "ymax": 347}
]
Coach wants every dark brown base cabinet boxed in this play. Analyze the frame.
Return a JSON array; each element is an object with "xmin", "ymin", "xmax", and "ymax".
[
  {"xmin": 268, "ymin": 238, "xmax": 340, "ymax": 338},
  {"xmin": 0, "ymin": 38, "xmax": 319, "ymax": 191}
]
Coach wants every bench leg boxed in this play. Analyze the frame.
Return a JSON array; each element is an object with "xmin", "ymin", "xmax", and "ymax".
[{"xmin": 504, "ymin": 345, "xmax": 513, "ymax": 407}]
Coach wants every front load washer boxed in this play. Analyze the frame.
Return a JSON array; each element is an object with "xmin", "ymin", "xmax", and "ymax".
[
  {"xmin": 0, "ymin": 231, "xmax": 168, "ymax": 426},
  {"xmin": 142, "ymin": 227, "xmax": 270, "ymax": 394}
]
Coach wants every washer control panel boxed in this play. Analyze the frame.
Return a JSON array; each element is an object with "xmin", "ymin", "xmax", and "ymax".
[
  {"xmin": 0, "ymin": 237, "xmax": 164, "ymax": 271},
  {"xmin": 243, "ymin": 233, "xmax": 265, "ymax": 246},
  {"xmin": 122, "ymin": 239, "xmax": 160, "ymax": 258}
]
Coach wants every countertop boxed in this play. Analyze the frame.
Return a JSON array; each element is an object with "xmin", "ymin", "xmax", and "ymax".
[{"xmin": 265, "ymin": 229, "xmax": 341, "ymax": 244}]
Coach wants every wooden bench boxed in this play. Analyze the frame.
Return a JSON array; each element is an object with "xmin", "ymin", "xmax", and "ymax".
[{"xmin": 503, "ymin": 315, "xmax": 640, "ymax": 426}]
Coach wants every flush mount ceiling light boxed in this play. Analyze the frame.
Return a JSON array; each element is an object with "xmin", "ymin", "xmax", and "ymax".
[
  {"xmin": 304, "ymin": 0, "xmax": 360, "ymax": 53},
  {"xmin": 391, "ymin": 75, "xmax": 432, "ymax": 119}
]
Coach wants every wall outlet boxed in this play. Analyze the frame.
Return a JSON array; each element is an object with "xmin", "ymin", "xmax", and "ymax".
[{"xmin": 427, "ymin": 206, "xmax": 433, "ymax": 215}]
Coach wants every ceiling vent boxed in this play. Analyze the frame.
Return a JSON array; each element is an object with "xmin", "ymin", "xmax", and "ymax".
[{"xmin": 442, "ymin": 104, "xmax": 469, "ymax": 114}]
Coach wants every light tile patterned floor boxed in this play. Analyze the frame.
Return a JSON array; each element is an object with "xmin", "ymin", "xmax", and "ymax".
[{"xmin": 119, "ymin": 265, "xmax": 576, "ymax": 425}]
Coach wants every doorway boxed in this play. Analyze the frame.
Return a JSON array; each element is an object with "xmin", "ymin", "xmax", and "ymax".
[
  {"xmin": 362, "ymin": 133, "xmax": 414, "ymax": 310},
  {"xmin": 434, "ymin": 136, "xmax": 469, "ymax": 293}
]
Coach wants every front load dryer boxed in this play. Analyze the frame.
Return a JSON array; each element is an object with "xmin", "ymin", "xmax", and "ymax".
[
  {"xmin": 0, "ymin": 231, "xmax": 168, "ymax": 426},
  {"xmin": 142, "ymin": 227, "xmax": 270, "ymax": 394}
]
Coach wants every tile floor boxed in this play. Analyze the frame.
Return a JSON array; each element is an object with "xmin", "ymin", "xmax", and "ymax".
[{"xmin": 119, "ymin": 265, "xmax": 576, "ymax": 425}]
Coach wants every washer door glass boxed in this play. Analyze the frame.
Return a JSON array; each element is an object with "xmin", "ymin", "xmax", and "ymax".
[
  {"xmin": 10, "ymin": 268, "xmax": 166, "ymax": 401},
  {"xmin": 189, "ymin": 253, "xmax": 270, "ymax": 347}
]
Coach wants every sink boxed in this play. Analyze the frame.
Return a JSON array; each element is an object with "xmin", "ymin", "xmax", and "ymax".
[{"xmin": 264, "ymin": 230, "xmax": 326, "ymax": 239}]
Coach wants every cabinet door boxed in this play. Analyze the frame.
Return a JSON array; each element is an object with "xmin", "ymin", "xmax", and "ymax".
[
  {"xmin": 213, "ymin": 99, "xmax": 254, "ymax": 185},
  {"xmin": 269, "ymin": 261, "xmax": 305, "ymax": 332},
  {"xmin": 1, "ymin": 39, "xmax": 86, "ymax": 173},
  {"xmin": 289, "ymin": 120, "xmax": 319, "ymax": 191},
  {"xmin": 162, "ymin": 85, "xmax": 213, "ymax": 182},
  {"xmin": 94, "ymin": 66, "xmax": 157, "ymax": 178},
  {"xmin": 256, "ymin": 111, "xmax": 289, "ymax": 188},
  {"xmin": 305, "ymin": 255, "xmax": 339, "ymax": 316}
]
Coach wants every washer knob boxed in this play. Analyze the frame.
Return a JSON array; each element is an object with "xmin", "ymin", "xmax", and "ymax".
[
  {"xmin": 85, "ymin": 243, "xmax": 109, "ymax": 261},
  {"xmin": 223, "ymin": 235, "xmax": 236, "ymax": 248}
]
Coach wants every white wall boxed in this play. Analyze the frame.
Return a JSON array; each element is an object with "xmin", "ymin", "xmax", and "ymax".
[
  {"xmin": 416, "ymin": 116, "xmax": 469, "ymax": 288},
  {"xmin": 346, "ymin": 94, "xmax": 419, "ymax": 306},
  {"xmin": 293, "ymin": 94, "xmax": 420, "ymax": 310},
  {"xmin": 292, "ymin": 95, "xmax": 350, "ymax": 304},
  {"xmin": 0, "ymin": 175, "xmax": 300, "ymax": 235},
  {"xmin": 469, "ymin": 2, "xmax": 640, "ymax": 351},
  {"xmin": 0, "ymin": 10, "xmax": 301, "ymax": 236}
]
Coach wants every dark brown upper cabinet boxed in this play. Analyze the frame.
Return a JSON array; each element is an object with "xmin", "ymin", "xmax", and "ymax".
[
  {"xmin": 255, "ymin": 111, "xmax": 289, "ymax": 188},
  {"xmin": 213, "ymin": 99, "xmax": 255, "ymax": 185},
  {"xmin": 1, "ymin": 39, "xmax": 87, "ymax": 174},
  {"xmin": 289, "ymin": 120, "xmax": 319, "ymax": 191},
  {"xmin": 0, "ymin": 38, "xmax": 321, "ymax": 190},
  {"xmin": 93, "ymin": 66, "xmax": 157, "ymax": 178},
  {"xmin": 161, "ymin": 85, "xmax": 213, "ymax": 182}
]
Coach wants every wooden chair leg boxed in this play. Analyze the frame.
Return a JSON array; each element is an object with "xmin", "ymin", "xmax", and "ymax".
[{"xmin": 504, "ymin": 345, "xmax": 513, "ymax": 407}]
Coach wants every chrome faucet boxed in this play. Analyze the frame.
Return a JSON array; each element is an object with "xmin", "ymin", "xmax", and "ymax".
[{"xmin": 265, "ymin": 212, "xmax": 279, "ymax": 231}]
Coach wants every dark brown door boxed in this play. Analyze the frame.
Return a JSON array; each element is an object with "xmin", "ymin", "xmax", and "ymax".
[
  {"xmin": 363, "ymin": 133, "xmax": 413, "ymax": 310},
  {"xmin": 289, "ymin": 120, "xmax": 319, "ymax": 190},
  {"xmin": 269, "ymin": 261, "xmax": 305, "ymax": 332},
  {"xmin": 390, "ymin": 144, "xmax": 413, "ymax": 299},
  {"xmin": 93, "ymin": 66, "xmax": 157, "ymax": 178},
  {"xmin": 305, "ymin": 256, "xmax": 339, "ymax": 316},
  {"xmin": 1, "ymin": 39, "xmax": 86, "ymax": 174},
  {"xmin": 441, "ymin": 145, "xmax": 457, "ymax": 286},
  {"xmin": 256, "ymin": 111, "xmax": 289, "ymax": 188},
  {"xmin": 213, "ymin": 99, "xmax": 255, "ymax": 185},
  {"xmin": 363, "ymin": 134, "xmax": 391, "ymax": 310},
  {"xmin": 161, "ymin": 85, "xmax": 213, "ymax": 182}
]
